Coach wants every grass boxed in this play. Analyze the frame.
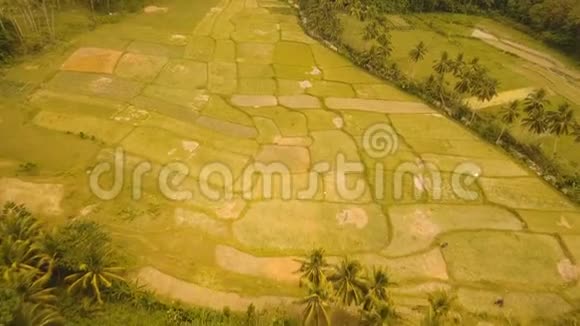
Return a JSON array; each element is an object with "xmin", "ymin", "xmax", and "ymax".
[
  {"xmin": 339, "ymin": 12, "xmax": 580, "ymax": 168},
  {"xmin": 232, "ymin": 200, "xmax": 389, "ymax": 255},
  {"xmin": 442, "ymin": 231, "xmax": 567, "ymax": 290},
  {"xmin": 0, "ymin": 102, "xmax": 101, "ymax": 174}
]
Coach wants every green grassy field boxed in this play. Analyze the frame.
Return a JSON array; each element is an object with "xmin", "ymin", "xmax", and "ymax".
[{"xmin": 340, "ymin": 12, "xmax": 580, "ymax": 171}]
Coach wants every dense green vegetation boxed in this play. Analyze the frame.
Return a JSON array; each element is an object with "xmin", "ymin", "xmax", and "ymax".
[
  {"xmin": 0, "ymin": 0, "xmax": 144, "ymax": 61},
  {"xmin": 297, "ymin": 0, "xmax": 580, "ymax": 203},
  {"xmin": 0, "ymin": 202, "xmax": 298, "ymax": 325},
  {"xmin": 361, "ymin": 0, "xmax": 580, "ymax": 58},
  {"xmin": 296, "ymin": 249, "xmax": 404, "ymax": 325}
]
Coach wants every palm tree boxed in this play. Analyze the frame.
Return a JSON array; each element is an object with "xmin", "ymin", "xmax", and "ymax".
[
  {"xmin": 546, "ymin": 102, "xmax": 576, "ymax": 157},
  {"xmin": 295, "ymin": 248, "xmax": 330, "ymax": 287},
  {"xmin": 363, "ymin": 21, "xmax": 381, "ymax": 41},
  {"xmin": 348, "ymin": 1, "xmax": 366, "ymax": 21},
  {"xmin": 422, "ymin": 290, "xmax": 456, "ymax": 326},
  {"xmin": 450, "ymin": 52, "xmax": 465, "ymax": 76},
  {"xmin": 331, "ymin": 0, "xmax": 349, "ymax": 10},
  {"xmin": 367, "ymin": 45, "xmax": 388, "ymax": 70},
  {"xmin": 365, "ymin": 4, "xmax": 380, "ymax": 21},
  {"xmin": 360, "ymin": 302, "xmax": 398, "ymax": 326},
  {"xmin": 11, "ymin": 302, "xmax": 63, "ymax": 326},
  {"xmin": 65, "ymin": 248, "xmax": 125, "ymax": 304},
  {"xmin": 328, "ymin": 258, "xmax": 367, "ymax": 306},
  {"xmin": 522, "ymin": 107, "xmax": 549, "ymax": 135},
  {"xmin": 497, "ymin": 100, "xmax": 521, "ymax": 143},
  {"xmin": 408, "ymin": 41, "xmax": 428, "ymax": 78},
  {"xmin": 469, "ymin": 76, "xmax": 498, "ymax": 123},
  {"xmin": 433, "ymin": 51, "xmax": 451, "ymax": 79},
  {"xmin": 524, "ymin": 88, "xmax": 550, "ymax": 114},
  {"xmin": 474, "ymin": 77, "xmax": 498, "ymax": 103},
  {"xmin": 376, "ymin": 34, "xmax": 392, "ymax": 56},
  {"xmin": 3, "ymin": 265, "xmax": 57, "ymax": 306},
  {"xmin": 0, "ymin": 202, "xmax": 41, "ymax": 242},
  {"xmin": 0, "ymin": 238, "xmax": 45, "ymax": 274},
  {"xmin": 424, "ymin": 74, "xmax": 448, "ymax": 108},
  {"xmin": 469, "ymin": 57, "xmax": 480, "ymax": 67},
  {"xmin": 363, "ymin": 267, "xmax": 393, "ymax": 311},
  {"xmin": 299, "ymin": 282, "xmax": 332, "ymax": 326},
  {"xmin": 454, "ymin": 71, "xmax": 472, "ymax": 95}
]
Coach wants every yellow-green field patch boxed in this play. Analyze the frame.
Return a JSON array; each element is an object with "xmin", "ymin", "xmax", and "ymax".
[
  {"xmin": 33, "ymin": 110, "xmax": 134, "ymax": 144},
  {"xmin": 383, "ymin": 205, "xmax": 523, "ymax": 256},
  {"xmin": 442, "ymin": 231, "xmax": 569, "ymax": 289},
  {"xmin": 233, "ymin": 200, "xmax": 388, "ymax": 254}
]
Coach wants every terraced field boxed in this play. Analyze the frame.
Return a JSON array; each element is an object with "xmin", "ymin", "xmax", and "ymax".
[{"xmin": 0, "ymin": 0, "xmax": 579, "ymax": 322}]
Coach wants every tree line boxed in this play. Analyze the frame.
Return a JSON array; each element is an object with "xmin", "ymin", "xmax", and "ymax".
[
  {"xmin": 295, "ymin": 248, "xmax": 458, "ymax": 325},
  {"xmin": 0, "ymin": 202, "xmax": 126, "ymax": 325},
  {"xmin": 0, "ymin": 0, "xmax": 143, "ymax": 62},
  {"xmin": 360, "ymin": 0, "xmax": 580, "ymax": 58},
  {"xmin": 406, "ymin": 43, "xmax": 579, "ymax": 157},
  {"xmin": 500, "ymin": 90, "xmax": 578, "ymax": 158}
]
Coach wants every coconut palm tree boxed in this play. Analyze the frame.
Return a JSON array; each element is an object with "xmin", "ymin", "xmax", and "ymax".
[
  {"xmin": 328, "ymin": 258, "xmax": 367, "ymax": 306},
  {"xmin": 524, "ymin": 88, "xmax": 550, "ymax": 114},
  {"xmin": 450, "ymin": 52, "xmax": 465, "ymax": 76},
  {"xmin": 522, "ymin": 107, "xmax": 549, "ymax": 135},
  {"xmin": 11, "ymin": 302, "xmax": 63, "ymax": 326},
  {"xmin": 365, "ymin": 4, "xmax": 380, "ymax": 21},
  {"xmin": 348, "ymin": 1, "xmax": 366, "ymax": 21},
  {"xmin": 0, "ymin": 202, "xmax": 41, "ymax": 242},
  {"xmin": 331, "ymin": 0, "xmax": 349, "ymax": 10},
  {"xmin": 367, "ymin": 45, "xmax": 389, "ymax": 70},
  {"xmin": 2, "ymin": 261, "xmax": 56, "ymax": 307},
  {"xmin": 0, "ymin": 238, "xmax": 45, "ymax": 274},
  {"xmin": 469, "ymin": 76, "xmax": 498, "ymax": 123},
  {"xmin": 360, "ymin": 301, "xmax": 398, "ymax": 326},
  {"xmin": 546, "ymin": 102, "xmax": 576, "ymax": 157},
  {"xmin": 362, "ymin": 267, "xmax": 393, "ymax": 311},
  {"xmin": 433, "ymin": 51, "xmax": 451, "ymax": 79},
  {"xmin": 422, "ymin": 290, "xmax": 456, "ymax": 326},
  {"xmin": 295, "ymin": 248, "xmax": 330, "ymax": 287},
  {"xmin": 473, "ymin": 76, "xmax": 498, "ymax": 103},
  {"xmin": 65, "ymin": 248, "xmax": 125, "ymax": 304},
  {"xmin": 424, "ymin": 74, "xmax": 448, "ymax": 108},
  {"xmin": 376, "ymin": 33, "xmax": 392, "ymax": 56},
  {"xmin": 408, "ymin": 41, "xmax": 427, "ymax": 78},
  {"xmin": 454, "ymin": 71, "xmax": 472, "ymax": 96},
  {"xmin": 299, "ymin": 282, "xmax": 332, "ymax": 326},
  {"xmin": 497, "ymin": 100, "xmax": 521, "ymax": 143},
  {"xmin": 363, "ymin": 20, "xmax": 381, "ymax": 41}
]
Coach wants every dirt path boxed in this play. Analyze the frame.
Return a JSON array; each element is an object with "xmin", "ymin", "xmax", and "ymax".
[{"xmin": 471, "ymin": 28, "xmax": 580, "ymax": 81}]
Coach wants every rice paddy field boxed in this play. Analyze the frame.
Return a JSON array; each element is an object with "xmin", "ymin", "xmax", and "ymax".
[{"xmin": 0, "ymin": 0, "xmax": 579, "ymax": 323}]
